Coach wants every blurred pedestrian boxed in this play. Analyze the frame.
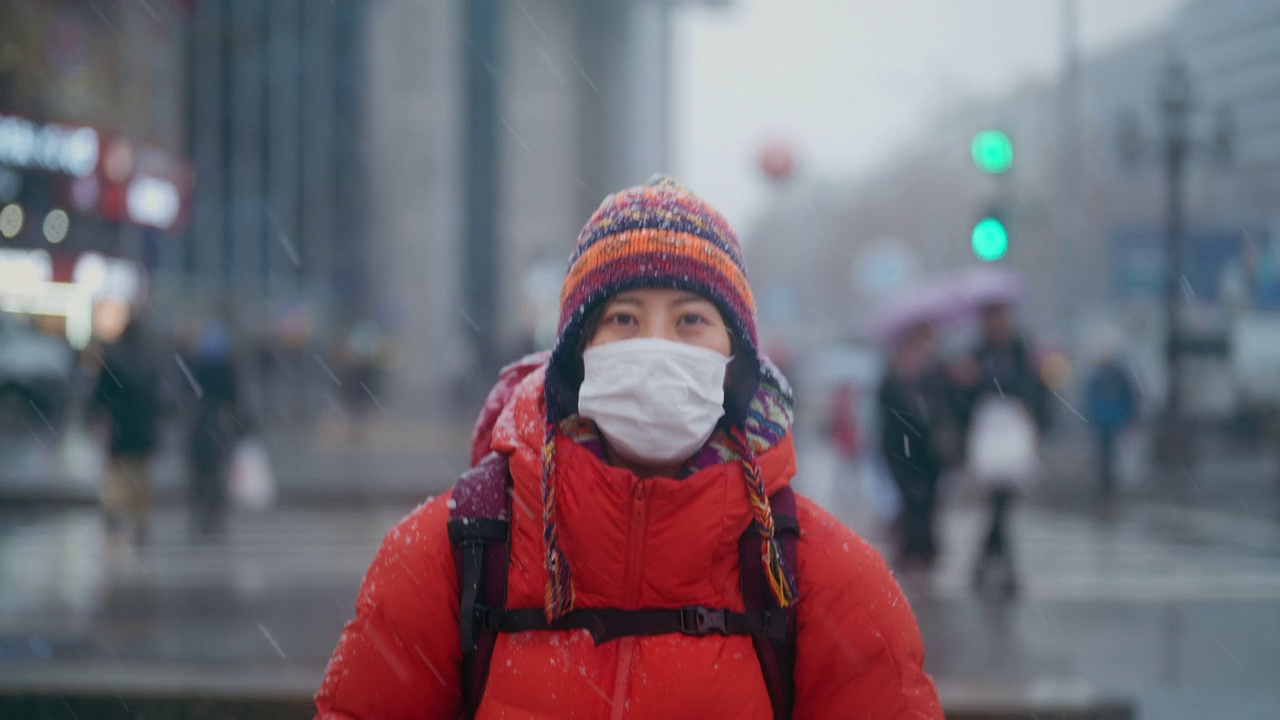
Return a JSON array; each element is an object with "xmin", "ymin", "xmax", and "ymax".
[
  {"xmin": 828, "ymin": 381, "xmax": 861, "ymax": 508},
  {"xmin": 186, "ymin": 320, "xmax": 239, "ymax": 537},
  {"xmin": 876, "ymin": 321, "xmax": 955, "ymax": 574},
  {"xmin": 956, "ymin": 302, "xmax": 1050, "ymax": 600},
  {"xmin": 1085, "ymin": 344, "xmax": 1139, "ymax": 503},
  {"xmin": 90, "ymin": 319, "xmax": 163, "ymax": 543},
  {"xmin": 829, "ymin": 382, "xmax": 861, "ymax": 461},
  {"xmin": 317, "ymin": 177, "xmax": 942, "ymax": 719},
  {"xmin": 338, "ymin": 319, "xmax": 387, "ymax": 444}
]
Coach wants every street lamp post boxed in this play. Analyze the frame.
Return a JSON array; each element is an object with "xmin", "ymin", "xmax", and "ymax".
[
  {"xmin": 1121, "ymin": 54, "xmax": 1232, "ymax": 467},
  {"xmin": 461, "ymin": 0, "xmax": 502, "ymax": 392},
  {"xmin": 1159, "ymin": 56, "xmax": 1193, "ymax": 457}
]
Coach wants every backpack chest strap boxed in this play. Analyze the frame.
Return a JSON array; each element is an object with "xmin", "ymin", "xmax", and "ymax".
[{"xmin": 475, "ymin": 605, "xmax": 789, "ymax": 646}]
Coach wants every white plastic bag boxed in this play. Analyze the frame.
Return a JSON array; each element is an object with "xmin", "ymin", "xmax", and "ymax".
[
  {"xmin": 229, "ymin": 438, "xmax": 277, "ymax": 511},
  {"xmin": 1116, "ymin": 426, "xmax": 1150, "ymax": 490},
  {"xmin": 967, "ymin": 397, "xmax": 1039, "ymax": 490},
  {"xmin": 862, "ymin": 455, "xmax": 902, "ymax": 522}
]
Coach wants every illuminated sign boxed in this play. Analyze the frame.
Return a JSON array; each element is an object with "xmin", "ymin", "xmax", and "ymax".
[
  {"xmin": 0, "ymin": 203, "xmax": 23, "ymax": 238},
  {"xmin": 0, "ymin": 248, "xmax": 145, "ymax": 350},
  {"xmin": 0, "ymin": 114, "xmax": 100, "ymax": 178},
  {"xmin": 0, "ymin": 248, "xmax": 52, "ymax": 295},
  {"xmin": 43, "ymin": 209, "xmax": 70, "ymax": 243},
  {"xmin": 0, "ymin": 249, "xmax": 140, "ymax": 307},
  {"xmin": 0, "ymin": 114, "xmax": 191, "ymax": 232},
  {"xmin": 126, "ymin": 176, "xmax": 181, "ymax": 229},
  {"xmin": 73, "ymin": 251, "xmax": 141, "ymax": 301}
]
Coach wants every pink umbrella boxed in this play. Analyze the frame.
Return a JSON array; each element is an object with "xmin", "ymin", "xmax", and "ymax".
[
  {"xmin": 869, "ymin": 279, "xmax": 969, "ymax": 342},
  {"xmin": 949, "ymin": 265, "xmax": 1026, "ymax": 309},
  {"xmin": 869, "ymin": 266, "xmax": 1025, "ymax": 342}
]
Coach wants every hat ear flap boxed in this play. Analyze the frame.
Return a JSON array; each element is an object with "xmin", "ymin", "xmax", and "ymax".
[{"xmin": 722, "ymin": 351, "xmax": 761, "ymax": 427}]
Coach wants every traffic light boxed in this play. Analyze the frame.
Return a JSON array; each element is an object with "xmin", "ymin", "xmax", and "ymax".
[
  {"xmin": 969, "ymin": 129, "xmax": 1013, "ymax": 260},
  {"xmin": 971, "ymin": 130, "xmax": 1013, "ymax": 174},
  {"xmin": 971, "ymin": 212, "xmax": 1009, "ymax": 262}
]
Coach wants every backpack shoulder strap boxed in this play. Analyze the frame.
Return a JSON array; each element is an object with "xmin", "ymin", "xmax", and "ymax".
[
  {"xmin": 739, "ymin": 486, "xmax": 800, "ymax": 720},
  {"xmin": 447, "ymin": 451, "xmax": 512, "ymax": 719}
]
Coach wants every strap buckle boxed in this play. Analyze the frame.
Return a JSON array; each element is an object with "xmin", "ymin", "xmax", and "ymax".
[
  {"xmin": 680, "ymin": 606, "xmax": 728, "ymax": 636},
  {"xmin": 472, "ymin": 604, "xmax": 503, "ymax": 632}
]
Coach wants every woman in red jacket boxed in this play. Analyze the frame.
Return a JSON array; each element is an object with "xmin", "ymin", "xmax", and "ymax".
[{"xmin": 316, "ymin": 177, "xmax": 941, "ymax": 719}]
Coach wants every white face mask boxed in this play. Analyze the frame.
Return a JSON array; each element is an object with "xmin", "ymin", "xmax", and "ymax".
[{"xmin": 577, "ymin": 337, "xmax": 730, "ymax": 466}]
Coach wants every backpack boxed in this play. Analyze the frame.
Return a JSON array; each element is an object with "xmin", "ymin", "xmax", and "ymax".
[{"xmin": 448, "ymin": 451, "xmax": 801, "ymax": 719}]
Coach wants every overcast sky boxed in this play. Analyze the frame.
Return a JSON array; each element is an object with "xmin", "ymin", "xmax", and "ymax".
[{"xmin": 671, "ymin": 0, "xmax": 1188, "ymax": 229}]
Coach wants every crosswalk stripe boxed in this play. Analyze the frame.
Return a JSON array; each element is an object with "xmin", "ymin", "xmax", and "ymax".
[
  {"xmin": 882, "ymin": 505, "xmax": 1280, "ymax": 601},
  {"xmin": 5, "ymin": 501, "xmax": 1280, "ymax": 603}
]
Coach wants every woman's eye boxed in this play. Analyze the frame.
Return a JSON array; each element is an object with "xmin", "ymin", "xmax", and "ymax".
[
  {"xmin": 607, "ymin": 313, "xmax": 637, "ymax": 326},
  {"xmin": 679, "ymin": 313, "xmax": 708, "ymax": 326}
]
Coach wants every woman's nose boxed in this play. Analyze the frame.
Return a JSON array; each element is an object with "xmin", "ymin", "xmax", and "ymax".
[{"xmin": 640, "ymin": 320, "xmax": 677, "ymax": 341}]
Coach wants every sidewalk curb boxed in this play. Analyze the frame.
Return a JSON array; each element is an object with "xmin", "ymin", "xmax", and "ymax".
[
  {"xmin": 0, "ymin": 462, "xmax": 465, "ymax": 508},
  {"xmin": 0, "ymin": 661, "xmax": 1136, "ymax": 720}
]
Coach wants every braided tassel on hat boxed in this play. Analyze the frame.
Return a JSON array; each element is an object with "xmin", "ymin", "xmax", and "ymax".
[
  {"xmin": 541, "ymin": 424, "xmax": 575, "ymax": 620},
  {"xmin": 731, "ymin": 426, "xmax": 798, "ymax": 608}
]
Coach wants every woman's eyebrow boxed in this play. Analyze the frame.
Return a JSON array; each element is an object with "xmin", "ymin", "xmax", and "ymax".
[
  {"xmin": 607, "ymin": 295, "xmax": 645, "ymax": 307},
  {"xmin": 671, "ymin": 293, "xmax": 711, "ymax": 306}
]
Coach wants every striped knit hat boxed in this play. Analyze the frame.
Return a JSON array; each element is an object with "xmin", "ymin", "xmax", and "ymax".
[{"xmin": 540, "ymin": 176, "xmax": 797, "ymax": 620}]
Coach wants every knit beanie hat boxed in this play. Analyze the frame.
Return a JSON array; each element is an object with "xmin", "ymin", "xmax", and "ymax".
[{"xmin": 540, "ymin": 176, "xmax": 797, "ymax": 620}]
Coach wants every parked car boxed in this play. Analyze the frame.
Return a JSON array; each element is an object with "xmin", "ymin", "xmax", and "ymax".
[{"xmin": 0, "ymin": 317, "xmax": 75, "ymax": 430}]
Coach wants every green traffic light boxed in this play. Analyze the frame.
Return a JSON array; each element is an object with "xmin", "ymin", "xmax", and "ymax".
[
  {"xmin": 971, "ymin": 130, "xmax": 1013, "ymax": 174},
  {"xmin": 971, "ymin": 217, "xmax": 1009, "ymax": 261}
]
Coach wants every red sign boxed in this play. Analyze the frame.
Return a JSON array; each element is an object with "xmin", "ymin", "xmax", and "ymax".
[{"xmin": 1, "ymin": 112, "xmax": 194, "ymax": 232}]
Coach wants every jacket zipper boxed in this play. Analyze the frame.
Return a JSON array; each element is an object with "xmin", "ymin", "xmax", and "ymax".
[
  {"xmin": 610, "ymin": 479, "xmax": 648, "ymax": 719},
  {"xmin": 624, "ymin": 480, "xmax": 648, "ymax": 604}
]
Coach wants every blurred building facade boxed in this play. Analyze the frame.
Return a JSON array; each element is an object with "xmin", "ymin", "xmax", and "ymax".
[
  {"xmin": 1180, "ymin": 0, "xmax": 1280, "ymax": 192},
  {"xmin": 747, "ymin": 0, "xmax": 1280, "ymax": 400},
  {"xmin": 367, "ymin": 0, "xmax": 681, "ymax": 412},
  {"xmin": 0, "ymin": 0, "xmax": 190, "ymax": 346},
  {"xmin": 181, "ymin": 1, "xmax": 369, "ymax": 337},
  {"xmin": 2, "ymin": 0, "xmax": 702, "ymax": 419}
]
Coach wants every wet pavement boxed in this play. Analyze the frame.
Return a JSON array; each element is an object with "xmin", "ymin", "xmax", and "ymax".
[
  {"xmin": 0, "ymin": 415, "xmax": 471, "ymax": 506},
  {"xmin": 1, "ymin": 445, "xmax": 1279, "ymax": 719}
]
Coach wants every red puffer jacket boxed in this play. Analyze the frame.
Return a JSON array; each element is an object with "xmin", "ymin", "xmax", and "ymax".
[{"xmin": 316, "ymin": 367, "xmax": 941, "ymax": 719}]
